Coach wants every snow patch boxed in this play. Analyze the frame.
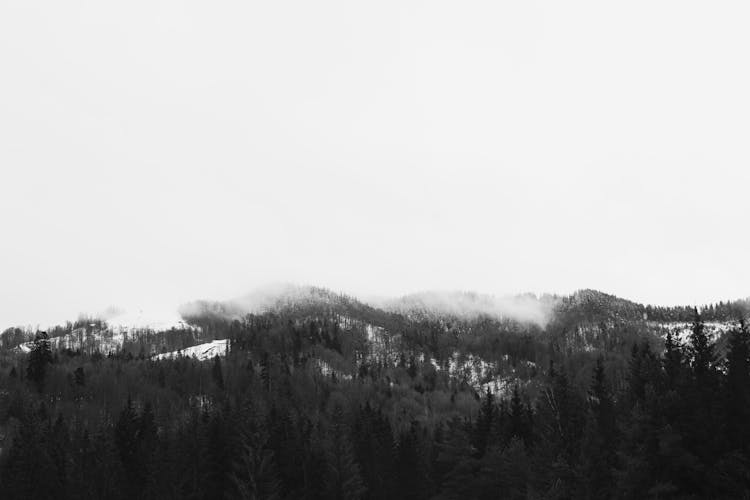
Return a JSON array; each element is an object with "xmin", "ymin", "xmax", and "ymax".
[
  {"xmin": 655, "ymin": 321, "xmax": 734, "ymax": 345},
  {"xmin": 104, "ymin": 308, "xmax": 192, "ymax": 333},
  {"xmin": 153, "ymin": 339, "xmax": 229, "ymax": 361}
]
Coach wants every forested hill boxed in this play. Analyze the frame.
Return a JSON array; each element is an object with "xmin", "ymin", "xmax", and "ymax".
[
  {"xmin": 2, "ymin": 286, "xmax": 747, "ymax": 353},
  {"xmin": 556, "ymin": 288, "xmax": 748, "ymax": 324},
  {"xmin": 1, "ymin": 287, "xmax": 750, "ymax": 498}
]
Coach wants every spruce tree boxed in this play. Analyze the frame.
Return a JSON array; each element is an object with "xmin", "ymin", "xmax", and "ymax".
[
  {"xmin": 509, "ymin": 385, "xmax": 527, "ymax": 445},
  {"xmin": 590, "ymin": 358, "xmax": 614, "ymax": 438},
  {"xmin": 688, "ymin": 308, "xmax": 715, "ymax": 380},
  {"xmin": 27, "ymin": 331, "xmax": 53, "ymax": 392},
  {"xmin": 139, "ymin": 401, "xmax": 158, "ymax": 495},
  {"xmin": 115, "ymin": 398, "xmax": 139, "ymax": 464},
  {"xmin": 230, "ymin": 430, "xmax": 281, "ymax": 500},
  {"xmin": 473, "ymin": 387, "xmax": 495, "ymax": 457},
  {"xmin": 724, "ymin": 319, "xmax": 750, "ymax": 452},
  {"xmin": 212, "ymin": 354, "xmax": 225, "ymax": 390},
  {"xmin": 0, "ymin": 406, "xmax": 57, "ymax": 499},
  {"xmin": 663, "ymin": 330, "xmax": 684, "ymax": 391},
  {"xmin": 581, "ymin": 358, "xmax": 615, "ymax": 499},
  {"xmin": 73, "ymin": 366, "xmax": 85, "ymax": 386},
  {"xmin": 324, "ymin": 405, "xmax": 366, "ymax": 500}
]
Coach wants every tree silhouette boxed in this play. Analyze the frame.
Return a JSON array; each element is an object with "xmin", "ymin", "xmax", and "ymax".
[{"xmin": 26, "ymin": 331, "xmax": 53, "ymax": 392}]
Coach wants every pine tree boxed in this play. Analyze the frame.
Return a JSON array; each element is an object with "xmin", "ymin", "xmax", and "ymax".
[
  {"xmin": 324, "ymin": 405, "xmax": 366, "ymax": 500},
  {"xmin": 434, "ymin": 419, "xmax": 479, "ymax": 500},
  {"xmin": 663, "ymin": 331, "xmax": 684, "ymax": 391},
  {"xmin": 724, "ymin": 319, "xmax": 750, "ymax": 452},
  {"xmin": 496, "ymin": 437, "xmax": 530, "ymax": 500},
  {"xmin": 580, "ymin": 358, "xmax": 615, "ymax": 499},
  {"xmin": 27, "ymin": 331, "xmax": 53, "ymax": 392},
  {"xmin": 139, "ymin": 401, "xmax": 158, "ymax": 495},
  {"xmin": 686, "ymin": 309, "xmax": 720, "ymax": 451},
  {"xmin": 689, "ymin": 308, "xmax": 715, "ymax": 380},
  {"xmin": 48, "ymin": 413, "xmax": 71, "ymax": 498},
  {"xmin": 407, "ymin": 354, "xmax": 418, "ymax": 379},
  {"xmin": 114, "ymin": 396, "xmax": 155, "ymax": 498},
  {"xmin": 73, "ymin": 366, "xmax": 85, "ymax": 386},
  {"xmin": 627, "ymin": 341, "xmax": 660, "ymax": 404},
  {"xmin": 261, "ymin": 352, "xmax": 271, "ymax": 392},
  {"xmin": 230, "ymin": 429, "xmax": 281, "ymax": 500},
  {"xmin": 0, "ymin": 406, "xmax": 58, "ymax": 499},
  {"xmin": 212, "ymin": 355, "xmax": 225, "ymax": 390},
  {"xmin": 509, "ymin": 384, "xmax": 528, "ymax": 445},
  {"xmin": 532, "ymin": 367, "xmax": 585, "ymax": 497},
  {"xmin": 203, "ymin": 408, "xmax": 233, "ymax": 500},
  {"xmin": 353, "ymin": 404, "xmax": 395, "ymax": 500},
  {"xmin": 589, "ymin": 358, "xmax": 614, "ymax": 439},
  {"xmin": 395, "ymin": 422, "xmax": 431, "ymax": 500},
  {"xmin": 474, "ymin": 387, "xmax": 495, "ymax": 457}
]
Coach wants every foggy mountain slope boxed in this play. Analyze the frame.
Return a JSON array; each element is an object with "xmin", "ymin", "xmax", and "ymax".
[
  {"xmin": 372, "ymin": 290, "xmax": 559, "ymax": 326},
  {"xmin": 2, "ymin": 285, "xmax": 748, "ymax": 362},
  {"xmin": 179, "ymin": 284, "xmax": 368, "ymax": 320},
  {"xmin": 172, "ymin": 286, "xmax": 750, "ymax": 386},
  {"xmin": 3, "ymin": 286, "xmax": 749, "ymax": 431},
  {"xmin": 542, "ymin": 289, "xmax": 750, "ymax": 356},
  {"xmin": 178, "ymin": 284, "xmax": 411, "ymax": 335},
  {"xmin": 176, "ymin": 285, "xmax": 744, "ymax": 348}
]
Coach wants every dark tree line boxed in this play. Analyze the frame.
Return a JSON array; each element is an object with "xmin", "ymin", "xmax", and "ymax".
[{"xmin": 1, "ymin": 310, "xmax": 749, "ymax": 498}]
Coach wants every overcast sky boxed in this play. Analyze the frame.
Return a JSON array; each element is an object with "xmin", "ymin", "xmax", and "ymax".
[{"xmin": 2, "ymin": 1, "xmax": 750, "ymax": 329}]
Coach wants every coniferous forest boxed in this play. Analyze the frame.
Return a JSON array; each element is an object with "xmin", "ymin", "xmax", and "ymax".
[
  {"xmin": 1, "ymin": 291, "xmax": 750, "ymax": 499},
  {"xmin": 5, "ymin": 0, "xmax": 750, "ymax": 498}
]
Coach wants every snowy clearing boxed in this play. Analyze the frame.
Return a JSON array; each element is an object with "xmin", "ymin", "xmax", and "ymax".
[{"xmin": 152, "ymin": 339, "xmax": 229, "ymax": 361}]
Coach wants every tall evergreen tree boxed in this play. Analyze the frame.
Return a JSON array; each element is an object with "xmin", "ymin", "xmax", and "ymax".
[
  {"xmin": 663, "ymin": 330, "xmax": 684, "ymax": 391},
  {"xmin": 724, "ymin": 319, "xmax": 750, "ymax": 452},
  {"xmin": 212, "ymin": 354, "xmax": 225, "ymax": 390},
  {"xmin": 230, "ymin": 429, "xmax": 281, "ymax": 500},
  {"xmin": 508, "ymin": 384, "xmax": 528, "ymax": 445},
  {"xmin": 115, "ymin": 397, "xmax": 142, "ymax": 498},
  {"xmin": 26, "ymin": 331, "xmax": 53, "ymax": 392},
  {"xmin": 473, "ymin": 387, "xmax": 495, "ymax": 457},
  {"xmin": 395, "ymin": 422, "xmax": 432, "ymax": 500},
  {"xmin": 0, "ymin": 406, "xmax": 58, "ymax": 499},
  {"xmin": 579, "ymin": 358, "xmax": 616, "ymax": 499},
  {"xmin": 689, "ymin": 308, "xmax": 715, "ymax": 381},
  {"xmin": 324, "ymin": 405, "xmax": 366, "ymax": 500},
  {"xmin": 138, "ymin": 401, "xmax": 158, "ymax": 497}
]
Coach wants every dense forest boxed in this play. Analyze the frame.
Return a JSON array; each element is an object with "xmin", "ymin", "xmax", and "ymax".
[{"xmin": 1, "ymin": 291, "xmax": 750, "ymax": 499}]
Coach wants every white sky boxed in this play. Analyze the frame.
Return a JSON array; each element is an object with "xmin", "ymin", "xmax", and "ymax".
[{"xmin": 2, "ymin": 1, "xmax": 750, "ymax": 329}]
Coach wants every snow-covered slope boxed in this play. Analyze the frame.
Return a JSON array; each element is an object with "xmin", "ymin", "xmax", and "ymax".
[
  {"xmin": 103, "ymin": 308, "xmax": 193, "ymax": 333},
  {"xmin": 653, "ymin": 321, "xmax": 734, "ymax": 345},
  {"xmin": 11, "ymin": 307, "xmax": 195, "ymax": 354},
  {"xmin": 152, "ymin": 339, "xmax": 229, "ymax": 361}
]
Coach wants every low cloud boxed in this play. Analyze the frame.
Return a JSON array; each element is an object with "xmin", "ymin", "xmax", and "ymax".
[
  {"xmin": 373, "ymin": 290, "xmax": 559, "ymax": 326},
  {"xmin": 179, "ymin": 283, "xmax": 335, "ymax": 320},
  {"xmin": 178, "ymin": 283, "xmax": 559, "ymax": 327}
]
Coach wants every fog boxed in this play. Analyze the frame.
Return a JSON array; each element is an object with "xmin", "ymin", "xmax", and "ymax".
[
  {"xmin": 2, "ymin": 1, "xmax": 750, "ymax": 330},
  {"xmin": 376, "ymin": 291, "xmax": 558, "ymax": 326},
  {"xmin": 178, "ymin": 284, "xmax": 558, "ymax": 327}
]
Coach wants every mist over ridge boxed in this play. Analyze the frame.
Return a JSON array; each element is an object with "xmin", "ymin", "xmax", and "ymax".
[
  {"xmin": 176, "ymin": 283, "xmax": 749, "ymax": 329},
  {"xmin": 4, "ymin": 283, "xmax": 749, "ymax": 333},
  {"xmin": 174, "ymin": 283, "xmax": 557, "ymax": 326}
]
